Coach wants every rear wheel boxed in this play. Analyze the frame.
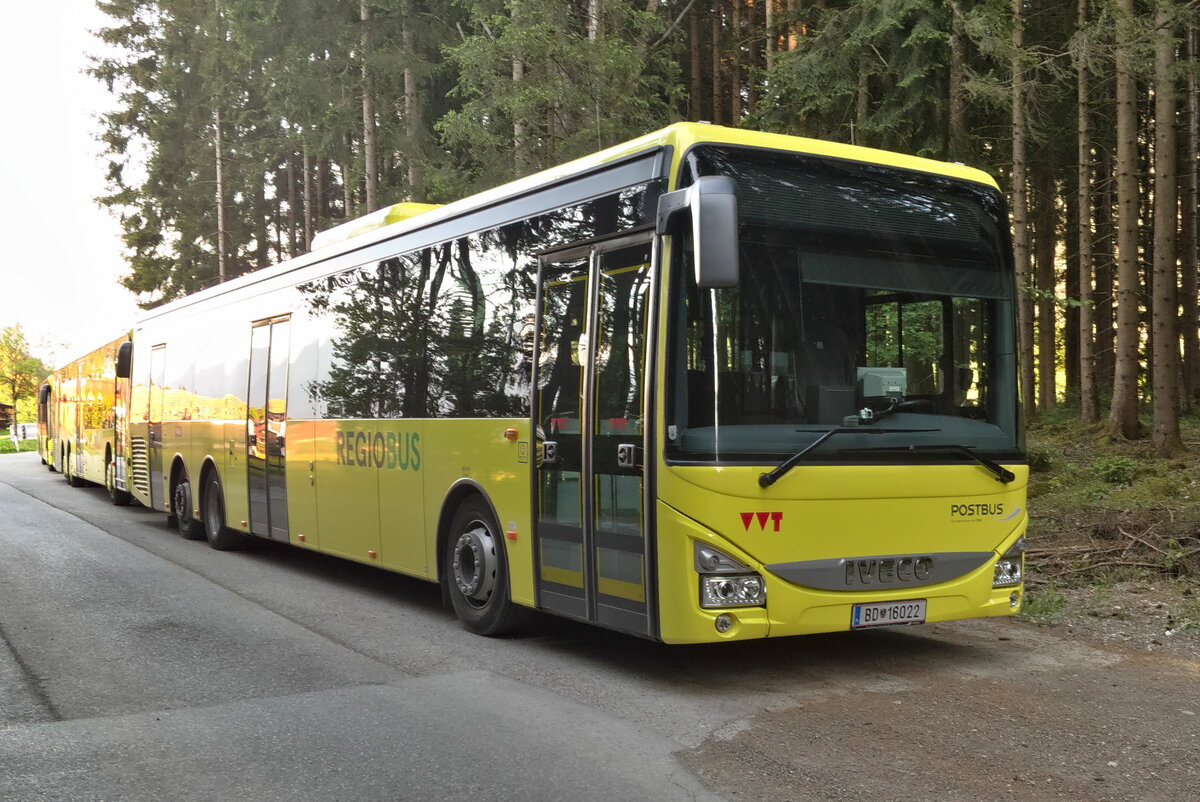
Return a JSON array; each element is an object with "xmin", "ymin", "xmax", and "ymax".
[
  {"xmin": 202, "ymin": 474, "xmax": 246, "ymax": 551},
  {"xmin": 172, "ymin": 471, "xmax": 205, "ymax": 540},
  {"xmin": 105, "ymin": 459, "xmax": 131, "ymax": 506},
  {"xmin": 65, "ymin": 446, "xmax": 85, "ymax": 487},
  {"xmin": 443, "ymin": 496, "xmax": 532, "ymax": 636}
]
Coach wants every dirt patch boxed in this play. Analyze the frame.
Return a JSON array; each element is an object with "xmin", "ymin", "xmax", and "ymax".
[
  {"xmin": 682, "ymin": 618, "xmax": 1200, "ymax": 801},
  {"xmin": 1022, "ymin": 580, "xmax": 1200, "ymax": 660}
]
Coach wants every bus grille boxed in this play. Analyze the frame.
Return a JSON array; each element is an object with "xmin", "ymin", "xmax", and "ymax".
[{"xmin": 130, "ymin": 436, "xmax": 150, "ymax": 496}]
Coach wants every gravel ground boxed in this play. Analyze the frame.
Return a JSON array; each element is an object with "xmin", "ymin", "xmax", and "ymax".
[{"xmin": 682, "ymin": 595, "xmax": 1200, "ymax": 802}]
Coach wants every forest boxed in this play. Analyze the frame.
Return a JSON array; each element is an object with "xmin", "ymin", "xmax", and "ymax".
[{"xmin": 93, "ymin": 0, "xmax": 1200, "ymax": 453}]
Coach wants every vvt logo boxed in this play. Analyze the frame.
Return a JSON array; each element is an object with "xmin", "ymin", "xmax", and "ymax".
[{"xmin": 740, "ymin": 512, "xmax": 783, "ymax": 532}]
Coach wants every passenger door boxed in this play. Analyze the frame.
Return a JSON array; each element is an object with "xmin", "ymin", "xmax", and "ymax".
[
  {"xmin": 247, "ymin": 316, "xmax": 291, "ymax": 540},
  {"xmin": 534, "ymin": 235, "xmax": 655, "ymax": 636}
]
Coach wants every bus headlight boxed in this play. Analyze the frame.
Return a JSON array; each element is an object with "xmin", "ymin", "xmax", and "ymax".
[
  {"xmin": 694, "ymin": 542, "xmax": 766, "ymax": 608},
  {"xmin": 700, "ymin": 574, "xmax": 766, "ymax": 608},
  {"xmin": 993, "ymin": 537, "xmax": 1026, "ymax": 587}
]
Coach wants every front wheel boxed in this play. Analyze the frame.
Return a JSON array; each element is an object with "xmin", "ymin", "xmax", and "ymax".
[
  {"xmin": 172, "ymin": 473, "xmax": 205, "ymax": 540},
  {"xmin": 202, "ymin": 474, "xmax": 246, "ymax": 551},
  {"xmin": 443, "ymin": 496, "xmax": 532, "ymax": 637}
]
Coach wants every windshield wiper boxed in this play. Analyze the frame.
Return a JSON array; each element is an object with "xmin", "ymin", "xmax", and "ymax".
[
  {"xmin": 758, "ymin": 427, "xmax": 940, "ymax": 488},
  {"xmin": 834, "ymin": 444, "xmax": 1016, "ymax": 484}
]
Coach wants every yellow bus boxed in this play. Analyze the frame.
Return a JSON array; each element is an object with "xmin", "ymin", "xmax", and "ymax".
[
  {"xmin": 37, "ymin": 379, "xmax": 55, "ymax": 470},
  {"xmin": 116, "ymin": 124, "xmax": 1024, "ymax": 643},
  {"xmin": 50, "ymin": 334, "xmax": 133, "ymax": 505}
]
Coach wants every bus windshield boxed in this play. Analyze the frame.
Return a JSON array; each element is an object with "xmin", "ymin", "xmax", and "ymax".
[{"xmin": 666, "ymin": 146, "xmax": 1020, "ymax": 463}]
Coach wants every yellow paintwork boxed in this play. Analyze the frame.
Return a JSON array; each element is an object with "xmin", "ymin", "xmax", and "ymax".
[
  {"xmin": 51, "ymin": 335, "xmax": 127, "ymax": 487},
  {"xmin": 280, "ymin": 417, "xmax": 533, "ymax": 606},
  {"xmin": 102, "ymin": 123, "xmax": 1019, "ymax": 644},
  {"xmin": 418, "ymin": 419, "xmax": 535, "ymax": 607},
  {"xmin": 653, "ymin": 466, "xmax": 1027, "ymax": 644},
  {"xmin": 639, "ymin": 128, "xmax": 1016, "ymax": 642},
  {"xmin": 310, "ymin": 201, "xmax": 443, "ymax": 251}
]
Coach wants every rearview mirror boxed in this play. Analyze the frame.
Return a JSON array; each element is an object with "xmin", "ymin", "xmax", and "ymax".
[
  {"xmin": 116, "ymin": 341, "xmax": 133, "ymax": 379},
  {"xmin": 656, "ymin": 175, "xmax": 739, "ymax": 288}
]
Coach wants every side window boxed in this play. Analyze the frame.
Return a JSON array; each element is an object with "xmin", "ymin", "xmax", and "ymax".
[
  {"xmin": 291, "ymin": 182, "xmax": 655, "ymax": 421},
  {"xmin": 434, "ymin": 230, "xmax": 536, "ymax": 418},
  {"xmin": 302, "ymin": 249, "xmax": 452, "ymax": 418}
]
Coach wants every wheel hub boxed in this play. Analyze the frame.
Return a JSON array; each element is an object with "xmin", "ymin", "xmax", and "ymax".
[{"xmin": 453, "ymin": 524, "xmax": 497, "ymax": 605}]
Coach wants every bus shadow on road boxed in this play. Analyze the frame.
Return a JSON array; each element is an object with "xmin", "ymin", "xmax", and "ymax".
[
  {"xmin": 228, "ymin": 536, "xmax": 449, "ymax": 609},
  {"xmin": 522, "ymin": 612, "xmax": 1005, "ymax": 691},
  {"xmin": 120, "ymin": 501, "xmax": 1012, "ymax": 691}
]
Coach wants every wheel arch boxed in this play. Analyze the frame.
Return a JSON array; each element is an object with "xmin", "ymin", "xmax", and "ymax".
[
  {"xmin": 167, "ymin": 452, "xmax": 191, "ymax": 511},
  {"xmin": 198, "ymin": 456, "xmax": 220, "ymax": 487},
  {"xmin": 436, "ymin": 479, "xmax": 505, "ymax": 588},
  {"xmin": 197, "ymin": 456, "xmax": 220, "ymax": 503}
]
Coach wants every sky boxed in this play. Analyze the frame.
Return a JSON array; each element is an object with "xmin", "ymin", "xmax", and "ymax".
[{"xmin": 0, "ymin": 1, "xmax": 140, "ymax": 367}]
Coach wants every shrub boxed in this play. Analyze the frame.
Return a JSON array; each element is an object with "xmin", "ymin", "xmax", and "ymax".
[{"xmin": 1090, "ymin": 455, "xmax": 1141, "ymax": 485}]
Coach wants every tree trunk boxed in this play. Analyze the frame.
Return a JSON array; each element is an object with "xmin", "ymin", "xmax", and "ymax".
[
  {"xmin": 403, "ymin": 26, "xmax": 423, "ymax": 199},
  {"xmin": 303, "ymin": 147, "xmax": 314, "ymax": 252},
  {"xmin": 1151, "ymin": 0, "xmax": 1183, "ymax": 456},
  {"xmin": 253, "ymin": 170, "xmax": 268, "ymax": 270},
  {"xmin": 316, "ymin": 158, "xmax": 329, "ymax": 232},
  {"xmin": 1011, "ymin": 0, "xmax": 1036, "ymax": 417},
  {"xmin": 512, "ymin": 57, "xmax": 528, "ymax": 168},
  {"xmin": 948, "ymin": 0, "xmax": 968, "ymax": 161},
  {"xmin": 1109, "ymin": 0, "xmax": 1141, "ymax": 440},
  {"xmin": 213, "ymin": 104, "xmax": 226, "ymax": 283},
  {"xmin": 1077, "ymin": 0, "xmax": 1099, "ymax": 424},
  {"xmin": 1064, "ymin": 179, "xmax": 1081, "ymax": 400},
  {"xmin": 342, "ymin": 131, "xmax": 356, "ymax": 220},
  {"xmin": 855, "ymin": 57, "xmax": 869, "ymax": 145},
  {"xmin": 1034, "ymin": 167, "xmax": 1057, "ymax": 412},
  {"xmin": 588, "ymin": 0, "xmax": 602, "ymax": 40},
  {"xmin": 1095, "ymin": 147, "xmax": 1115, "ymax": 388},
  {"xmin": 765, "ymin": 0, "xmax": 776, "ymax": 62},
  {"xmin": 272, "ymin": 190, "xmax": 283, "ymax": 262},
  {"xmin": 786, "ymin": 0, "xmax": 797, "ymax": 51},
  {"xmin": 691, "ymin": 3, "xmax": 704, "ymax": 120},
  {"xmin": 747, "ymin": 0, "xmax": 760, "ymax": 114},
  {"xmin": 286, "ymin": 156, "xmax": 298, "ymax": 259},
  {"xmin": 361, "ymin": 0, "xmax": 380, "ymax": 213},
  {"xmin": 711, "ymin": 1, "xmax": 723, "ymax": 126},
  {"xmin": 730, "ymin": 0, "xmax": 741, "ymax": 124},
  {"xmin": 1181, "ymin": 26, "xmax": 1200, "ymax": 404}
]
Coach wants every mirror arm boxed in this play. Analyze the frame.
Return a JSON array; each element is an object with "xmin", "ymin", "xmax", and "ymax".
[{"xmin": 655, "ymin": 187, "xmax": 690, "ymax": 234}]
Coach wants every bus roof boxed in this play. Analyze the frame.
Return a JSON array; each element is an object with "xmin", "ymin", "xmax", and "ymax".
[{"xmin": 136, "ymin": 123, "xmax": 1000, "ymax": 324}]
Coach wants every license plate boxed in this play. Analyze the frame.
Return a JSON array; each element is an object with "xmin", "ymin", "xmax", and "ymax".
[{"xmin": 851, "ymin": 599, "xmax": 927, "ymax": 629}]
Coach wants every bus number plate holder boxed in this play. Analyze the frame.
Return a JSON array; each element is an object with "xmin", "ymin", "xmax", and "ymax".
[{"xmin": 851, "ymin": 599, "xmax": 927, "ymax": 629}]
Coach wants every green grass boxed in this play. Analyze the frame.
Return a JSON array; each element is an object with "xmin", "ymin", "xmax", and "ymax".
[
  {"xmin": 0, "ymin": 439, "xmax": 38, "ymax": 455},
  {"xmin": 1022, "ymin": 403, "xmax": 1200, "ymax": 592},
  {"xmin": 1018, "ymin": 584, "xmax": 1068, "ymax": 625},
  {"xmin": 1167, "ymin": 596, "xmax": 1200, "ymax": 633}
]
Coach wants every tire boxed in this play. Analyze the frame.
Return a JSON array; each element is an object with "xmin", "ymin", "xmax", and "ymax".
[
  {"xmin": 443, "ymin": 496, "xmax": 532, "ymax": 637},
  {"xmin": 105, "ymin": 460, "xmax": 132, "ymax": 506},
  {"xmin": 201, "ymin": 474, "xmax": 246, "ymax": 551},
  {"xmin": 65, "ymin": 447, "xmax": 85, "ymax": 487},
  {"xmin": 172, "ymin": 471, "xmax": 205, "ymax": 540}
]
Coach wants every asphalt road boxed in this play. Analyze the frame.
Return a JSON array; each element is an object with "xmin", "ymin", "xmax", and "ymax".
[{"xmin": 2, "ymin": 451, "xmax": 1198, "ymax": 801}]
